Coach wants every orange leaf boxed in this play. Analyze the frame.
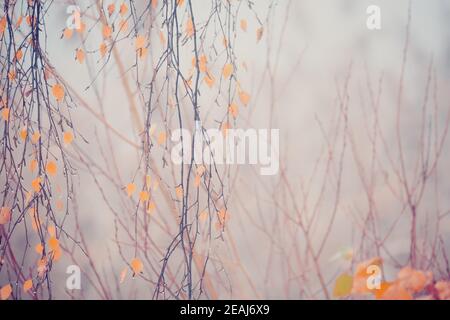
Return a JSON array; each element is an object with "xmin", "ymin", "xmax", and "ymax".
[
  {"xmin": 199, "ymin": 210, "xmax": 208, "ymax": 222},
  {"xmin": 139, "ymin": 190, "xmax": 149, "ymax": 202},
  {"xmin": 99, "ymin": 42, "xmax": 107, "ymax": 57},
  {"xmin": 76, "ymin": 21, "xmax": 86, "ymax": 33},
  {"xmin": 1, "ymin": 107, "xmax": 9, "ymax": 121},
  {"xmin": 157, "ymin": 131, "xmax": 166, "ymax": 145},
  {"xmin": 48, "ymin": 237, "xmax": 59, "ymax": 251},
  {"xmin": 204, "ymin": 72, "xmax": 215, "ymax": 88},
  {"xmin": 379, "ymin": 281, "xmax": 413, "ymax": 300},
  {"xmin": 63, "ymin": 131, "xmax": 74, "ymax": 145},
  {"xmin": 76, "ymin": 48, "xmax": 85, "ymax": 64},
  {"xmin": 223, "ymin": 63, "xmax": 233, "ymax": 79},
  {"xmin": 192, "ymin": 55, "xmax": 207, "ymax": 73},
  {"xmin": 130, "ymin": 258, "xmax": 143, "ymax": 274},
  {"xmin": 186, "ymin": 18, "xmax": 194, "ymax": 37},
  {"xmin": 56, "ymin": 199, "xmax": 64, "ymax": 211},
  {"xmin": 145, "ymin": 175, "xmax": 152, "ymax": 190},
  {"xmin": 29, "ymin": 159, "xmax": 38, "ymax": 172},
  {"xmin": 175, "ymin": 186, "xmax": 183, "ymax": 199},
  {"xmin": 256, "ymin": 27, "xmax": 264, "ymax": 42},
  {"xmin": 194, "ymin": 174, "xmax": 201, "ymax": 187},
  {"xmin": 221, "ymin": 122, "xmax": 231, "ymax": 136},
  {"xmin": 23, "ymin": 279, "xmax": 33, "ymax": 292},
  {"xmin": 435, "ymin": 281, "xmax": 450, "ymax": 300},
  {"xmin": 52, "ymin": 246, "xmax": 62, "ymax": 261},
  {"xmin": 63, "ymin": 28, "xmax": 73, "ymax": 39},
  {"xmin": 0, "ymin": 207, "xmax": 11, "ymax": 225},
  {"xmin": 217, "ymin": 208, "xmax": 229, "ymax": 225},
  {"xmin": 19, "ymin": 127, "xmax": 27, "ymax": 140},
  {"xmin": 374, "ymin": 281, "xmax": 393, "ymax": 300},
  {"xmin": 35, "ymin": 243, "xmax": 44, "ymax": 255},
  {"xmin": 37, "ymin": 257, "xmax": 48, "ymax": 276},
  {"xmin": 240, "ymin": 19, "xmax": 247, "ymax": 32},
  {"xmin": 15, "ymin": 48, "xmax": 23, "ymax": 61},
  {"xmin": 119, "ymin": 3, "xmax": 129, "ymax": 16},
  {"xmin": 16, "ymin": 15, "xmax": 23, "ymax": 28},
  {"xmin": 103, "ymin": 25, "xmax": 112, "ymax": 38},
  {"xmin": 397, "ymin": 266, "xmax": 432, "ymax": 293},
  {"xmin": 46, "ymin": 161, "xmax": 57, "ymax": 176},
  {"xmin": 159, "ymin": 29, "xmax": 166, "ymax": 44},
  {"xmin": 146, "ymin": 201, "xmax": 156, "ymax": 214},
  {"xmin": 126, "ymin": 183, "xmax": 136, "ymax": 197},
  {"xmin": 239, "ymin": 91, "xmax": 250, "ymax": 106},
  {"xmin": 135, "ymin": 35, "xmax": 146, "ymax": 50},
  {"xmin": 48, "ymin": 225, "xmax": 56, "ymax": 237},
  {"xmin": 8, "ymin": 70, "xmax": 15, "ymax": 81},
  {"xmin": 107, "ymin": 4, "xmax": 115, "ymax": 16},
  {"xmin": 351, "ymin": 257, "xmax": 383, "ymax": 295},
  {"xmin": 31, "ymin": 177, "xmax": 42, "ymax": 193},
  {"xmin": 0, "ymin": 284, "xmax": 12, "ymax": 300},
  {"xmin": 52, "ymin": 84, "xmax": 64, "ymax": 102},
  {"xmin": 229, "ymin": 103, "xmax": 238, "ymax": 119},
  {"xmin": 31, "ymin": 131, "xmax": 41, "ymax": 144},
  {"xmin": 0, "ymin": 16, "xmax": 6, "ymax": 35}
]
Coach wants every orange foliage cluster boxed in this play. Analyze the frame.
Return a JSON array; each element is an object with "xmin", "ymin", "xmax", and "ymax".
[{"xmin": 334, "ymin": 257, "xmax": 449, "ymax": 300}]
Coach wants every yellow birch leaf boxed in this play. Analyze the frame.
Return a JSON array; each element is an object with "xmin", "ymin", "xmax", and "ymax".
[{"xmin": 333, "ymin": 273, "xmax": 353, "ymax": 298}]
